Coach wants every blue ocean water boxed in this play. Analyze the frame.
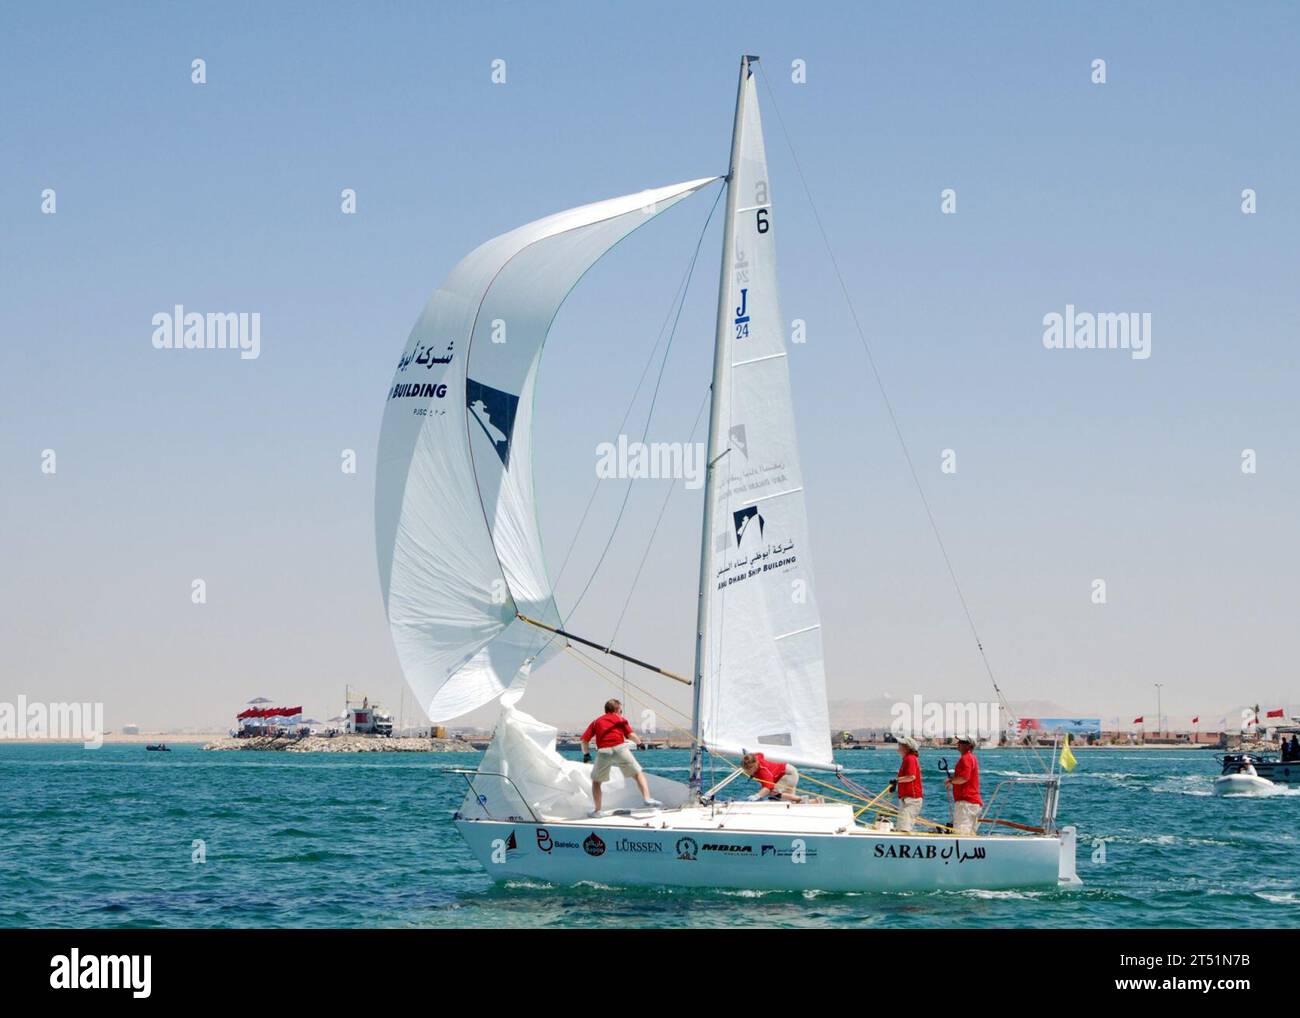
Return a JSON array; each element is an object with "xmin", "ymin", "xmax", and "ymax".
[{"xmin": 1, "ymin": 744, "xmax": 1296, "ymax": 928}]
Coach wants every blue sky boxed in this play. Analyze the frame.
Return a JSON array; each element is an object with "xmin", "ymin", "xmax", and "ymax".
[{"xmin": 2, "ymin": 1, "xmax": 1297, "ymax": 732}]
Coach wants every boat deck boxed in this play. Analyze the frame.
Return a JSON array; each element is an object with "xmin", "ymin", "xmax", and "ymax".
[{"xmin": 523, "ymin": 799, "xmax": 1048, "ymax": 842}]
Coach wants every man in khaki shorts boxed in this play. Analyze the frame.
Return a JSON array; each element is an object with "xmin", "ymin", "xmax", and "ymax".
[
  {"xmin": 946, "ymin": 735, "xmax": 983, "ymax": 835},
  {"xmin": 740, "ymin": 752, "xmax": 803, "ymax": 802},
  {"xmin": 581, "ymin": 699, "xmax": 662, "ymax": 816},
  {"xmin": 890, "ymin": 735, "xmax": 924, "ymax": 832}
]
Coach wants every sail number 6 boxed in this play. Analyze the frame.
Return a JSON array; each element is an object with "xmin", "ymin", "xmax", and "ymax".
[{"xmin": 756, "ymin": 208, "xmax": 769, "ymax": 234}]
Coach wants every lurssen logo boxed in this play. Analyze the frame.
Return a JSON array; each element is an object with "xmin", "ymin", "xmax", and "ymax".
[
  {"xmin": 583, "ymin": 833, "xmax": 606, "ymax": 857},
  {"xmin": 615, "ymin": 838, "xmax": 663, "ymax": 854}
]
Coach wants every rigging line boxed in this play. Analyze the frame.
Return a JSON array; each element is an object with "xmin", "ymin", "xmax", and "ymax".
[
  {"xmin": 554, "ymin": 242, "xmax": 692, "ymax": 586},
  {"xmin": 573, "ymin": 643, "xmax": 1027, "ymax": 830},
  {"xmin": 520, "ymin": 613, "xmax": 690, "ymax": 684},
  {"xmin": 565, "ymin": 646, "xmax": 693, "ymax": 734},
  {"xmin": 564, "ymin": 185, "xmax": 725, "ymax": 620},
  {"xmin": 756, "ymin": 65, "xmax": 1043, "ymax": 772},
  {"xmin": 460, "ymin": 184, "xmax": 712, "ymax": 622},
  {"xmin": 568, "ymin": 647, "xmax": 875, "ymax": 811},
  {"xmin": 553, "ymin": 184, "xmax": 726, "ymax": 591},
  {"xmin": 607, "ymin": 386, "xmax": 712, "ymax": 647}
]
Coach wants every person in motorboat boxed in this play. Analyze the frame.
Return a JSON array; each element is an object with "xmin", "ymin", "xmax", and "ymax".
[
  {"xmin": 946, "ymin": 736, "xmax": 983, "ymax": 835},
  {"xmin": 889, "ymin": 735, "xmax": 924, "ymax": 831},
  {"xmin": 581, "ymin": 699, "xmax": 662, "ymax": 817},
  {"xmin": 740, "ymin": 752, "xmax": 804, "ymax": 803},
  {"xmin": 1237, "ymin": 755, "xmax": 1258, "ymax": 777}
]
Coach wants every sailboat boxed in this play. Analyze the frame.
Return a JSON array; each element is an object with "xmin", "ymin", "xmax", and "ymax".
[{"xmin": 376, "ymin": 56, "xmax": 1080, "ymax": 893}]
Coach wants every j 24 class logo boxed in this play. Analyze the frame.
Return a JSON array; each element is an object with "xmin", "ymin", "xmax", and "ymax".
[{"xmin": 734, "ymin": 288, "xmax": 750, "ymax": 340}]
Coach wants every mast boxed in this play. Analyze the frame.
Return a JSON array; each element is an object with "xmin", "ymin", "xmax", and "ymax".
[{"xmin": 690, "ymin": 55, "xmax": 755, "ymax": 794}]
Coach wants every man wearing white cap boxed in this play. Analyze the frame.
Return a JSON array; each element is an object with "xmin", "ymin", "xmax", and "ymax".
[
  {"xmin": 947, "ymin": 735, "xmax": 983, "ymax": 835},
  {"xmin": 890, "ymin": 736, "xmax": 924, "ymax": 832}
]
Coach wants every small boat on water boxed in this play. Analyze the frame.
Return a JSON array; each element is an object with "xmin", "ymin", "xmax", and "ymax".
[
  {"xmin": 1214, "ymin": 772, "xmax": 1276, "ymax": 796},
  {"xmin": 1215, "ymin": 753, "xmax": 1285, "ymax": 795},
  {"xmin": 144, "ymin": 744, "xmax": 170, "ymax": 752},
  {"xmin": 1219, "ymin": 753, "xmax": 1299, "ymax": 784}
]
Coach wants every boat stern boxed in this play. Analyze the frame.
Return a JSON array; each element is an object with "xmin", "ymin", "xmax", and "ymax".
[{"xmin": 1057, "ymin": 825, "xmax": 1082, "ymax": 887}]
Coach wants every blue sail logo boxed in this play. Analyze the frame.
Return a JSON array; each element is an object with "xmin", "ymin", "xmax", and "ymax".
[
  {"xmin": 466, "ymin": 378, "xmax": 520, "ymax": 468},
  {"xmin": 733, "ymin": 505, "xmax": 764, "ymax": 546}
]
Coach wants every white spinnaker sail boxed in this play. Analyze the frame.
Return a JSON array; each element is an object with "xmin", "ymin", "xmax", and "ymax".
[
  {"xmin": 377, "ymin": 177, "xmax": 718, "ymax": 722},
  {"xmin": 698, "ymin": 67, "xmax": 834, "ymax": 770}
]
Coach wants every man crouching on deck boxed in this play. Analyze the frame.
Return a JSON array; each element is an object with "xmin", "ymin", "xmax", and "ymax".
[
  {"xmin": 741, "ymin": 752, "xmax": 804, "ymax": 803},
  {"xmin": 582, "ymin": 699, "xmax": 662, "ymax": 817}
]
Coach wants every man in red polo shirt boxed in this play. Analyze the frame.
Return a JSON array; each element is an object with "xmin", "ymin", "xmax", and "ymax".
[
  {"xmin": 740, "ymin": 752, "xmax": 803, "ymax": 802},
  {"xmin": 890, "ymin": 735, "xmax": 924, "ymax": 831},
  {"xmin": 946, "ymin": 735, "xmax": 983, "ymax": 835},
  {"xmin": 581, "ymin": 699, "xmax": 662, "ymax": 816}
]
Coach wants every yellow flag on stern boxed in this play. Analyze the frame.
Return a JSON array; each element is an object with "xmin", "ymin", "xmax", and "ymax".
[{"xmin": 1059, "ymin": 734, "xmax": 1078, "ymax": 772}]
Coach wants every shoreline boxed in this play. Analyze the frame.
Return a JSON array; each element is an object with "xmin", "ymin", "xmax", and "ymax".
[{"xmin": 201, "ymin": 734, "xmax": 473, "ymax": 753}]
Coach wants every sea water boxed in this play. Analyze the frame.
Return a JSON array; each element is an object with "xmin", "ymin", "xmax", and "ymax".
[{"xmin": 1, "ymin": 744, "xmax": 1296, "ymax": 928}]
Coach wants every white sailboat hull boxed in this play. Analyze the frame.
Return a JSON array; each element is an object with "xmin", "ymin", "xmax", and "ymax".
[{"xmin": 455, "ymin": 801, "xmax": 1078, "ymax": 893}]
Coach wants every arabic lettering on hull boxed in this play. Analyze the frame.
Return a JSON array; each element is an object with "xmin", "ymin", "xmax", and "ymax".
[{"xmin": 872, "ymin": 840, "xmax": 988, "ymax": 864}]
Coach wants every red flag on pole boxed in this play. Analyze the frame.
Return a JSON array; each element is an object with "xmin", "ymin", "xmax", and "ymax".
[
  {"xmin": 1267, "ymin": 708, "xmax": 1285, "ymax": 718},
  {"xmin": 1133, "ymin": 716, "xmax": 1144, "ymax": 724},
  {"xmin": 1192, "ymin": 716, "xmax": 1199, "ymax": 724}
]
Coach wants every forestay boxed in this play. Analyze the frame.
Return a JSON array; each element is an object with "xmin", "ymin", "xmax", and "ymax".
[{"xmin": 377, "ymin": 177, "xmax": 718, "ymax": 722}]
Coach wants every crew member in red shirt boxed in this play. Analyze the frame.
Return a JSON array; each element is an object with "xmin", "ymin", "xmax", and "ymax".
[
  {"xmin": 740, "ymin": 752, "xmax": 804, "ymax": 803},
  {"xmin": 581, "ymin": 699, "xmax": 662, "ymax": 816},
  {"xmin": 946, "ymin": 735, "xmax": 983, "ymax": 835},
  {"xmin": 890, "ymin": 735, "xmax": 924, "ymax": 831}
]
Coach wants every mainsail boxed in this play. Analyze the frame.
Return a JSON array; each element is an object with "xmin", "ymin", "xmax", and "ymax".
[
  {"xmin": 377, "ymin": 177, "xmax": 718, "ymax": 722},
  {"xmin": 694, "ymin": 58, "xmax": 834, "ymax": 771}
]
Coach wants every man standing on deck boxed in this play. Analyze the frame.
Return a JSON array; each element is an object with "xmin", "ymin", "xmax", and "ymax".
[
  {"xmin": 946, "ymin": 736, "xmax": 983, "ymax": 835},
  {"xmin": 890, "ymin": 736, "xmax": 924, "ymax": 831},
  {"xmin": 581, "ymin": 699, "xmax": 662, "ymax": 817}
]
